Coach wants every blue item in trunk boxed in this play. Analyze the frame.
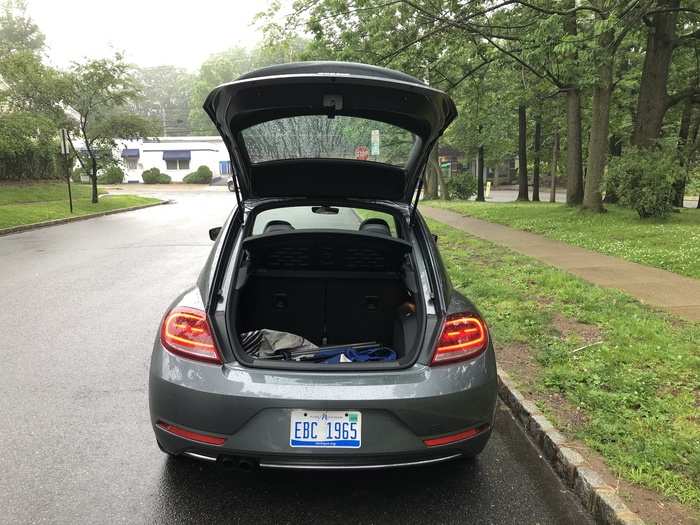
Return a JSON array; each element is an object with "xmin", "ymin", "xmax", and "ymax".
[{"xmin": 318, "ymin": 346, "xmax": 397, "ymax": 364}]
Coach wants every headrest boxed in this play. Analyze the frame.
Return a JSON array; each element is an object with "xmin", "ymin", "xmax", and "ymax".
[
  {"xmin": 263, "ymin": 220, "xmax": 294, "ymax": 234},
  {"xmin": 359, "ymin": 218, "xmax": 391, "ymax": 236}
]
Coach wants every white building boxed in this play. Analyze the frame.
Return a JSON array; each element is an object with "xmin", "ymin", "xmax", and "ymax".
[{"xmin": 117, "ymin": 136, "xmax": 232, "ymax": 183}]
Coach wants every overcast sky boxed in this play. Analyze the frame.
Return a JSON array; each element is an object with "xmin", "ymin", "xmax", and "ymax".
[{"xmin": 25, "ymin": 0, "xmax": 282, "ymax": 71}]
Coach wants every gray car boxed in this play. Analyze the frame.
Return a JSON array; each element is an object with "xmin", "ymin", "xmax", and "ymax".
[{"xmin": 149, "ymin": 62, "xmax": 497, "ymax": 471}]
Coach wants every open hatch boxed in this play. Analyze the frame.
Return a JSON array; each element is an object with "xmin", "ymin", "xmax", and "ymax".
[{"xmin": 203, "ymin": 61, "xmax": 457, "ymax": 204}]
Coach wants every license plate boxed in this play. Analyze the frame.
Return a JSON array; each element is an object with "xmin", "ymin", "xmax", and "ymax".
[{"xmin": 289, "ymin": 410, "xmax": 362, "ymax": 448}]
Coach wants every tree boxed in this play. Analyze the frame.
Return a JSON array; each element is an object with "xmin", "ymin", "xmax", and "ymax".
[
  {"xmin": 631, "ymin": 0, "xmax": 682, "ymax": 148},
  {"xmin": 276, "ymin": 0, "xmax": 585, "ymax": 205},
  {"xmin": 132, "ymin": 66, "xmax": 194, "ymax": 136},
  {"xmin": 533, "ymin": 116, "xmax": 542, "ymax": 202},
  {"xmin": 560, "ymin": 0, "xmax": 585, "ymax": 206},
  {"xmin": 0, "ymin": 0, "xmax": 43, "ymax": 54},
  {"xmin": 188, "ymin": 38, "xmax": 308, "ymax": 134},
  {"xmin": 266, "ymin": 0, "xmax": 700, "ymax": 214},
  {"xmin": 550, "ymin": 126, "xmax": 560, "ymax": 203},
  {"xmin": 583, "ymin": 16, "xmax": 615, "ymax": 212},
  {"xmin": 0, "ymin": 0, "xmax": 65, "ymax": 181},
  {"xmin": 63, "ymin": 55, "xmax": 158, "ymax": 203},
  {"xmin": 517, "ymin": 105, "xmax": 529, "ymax": 201},
  {"xmin": 0, "ymin": 1, "xmax": 56, "ymax": 118},
  {"xmin": 188, "ymin": 47, "xmax": 255, "ymax": 134}
]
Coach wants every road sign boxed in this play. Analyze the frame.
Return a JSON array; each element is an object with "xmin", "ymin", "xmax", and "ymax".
[
  {"xmin": 370, "ymin": 129, "xmax": 380, "ymax": 155},
  {"xmin": 355, "ymin": 145, "xmax": 369, "ymax": 160}
]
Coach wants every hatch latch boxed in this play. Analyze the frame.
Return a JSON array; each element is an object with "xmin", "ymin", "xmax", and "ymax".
[{"xmin": 323, "ymin": 94, "xmax": 343, "ymax": 118}]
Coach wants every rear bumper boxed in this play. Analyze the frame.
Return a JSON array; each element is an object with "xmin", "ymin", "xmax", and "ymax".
[
  {"xmin": 149, "ymin": 342, "xmax": 497, "ymax": 466},
  {"xmin": 160, "ymin": 430, "xmax": 492, "ymax": 470}
]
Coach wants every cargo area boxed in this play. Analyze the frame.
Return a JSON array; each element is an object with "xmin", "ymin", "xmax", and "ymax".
[{"xmin": 231, "ymin": 226, "xmax": 422, "ymax": 364}]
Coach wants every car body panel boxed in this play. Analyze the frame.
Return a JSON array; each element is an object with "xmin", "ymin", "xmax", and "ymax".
[{"xmin": 149, "ymin": 337, "xmax": 497, "ymax": 457}]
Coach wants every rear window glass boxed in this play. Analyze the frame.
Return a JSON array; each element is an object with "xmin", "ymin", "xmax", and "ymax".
[
  {"xmin": 241, "ymin": 116, "xmax": 416, "ymax": 166},
  {"xmin": 252, "ymin": 206, "xmax": 397, "ymax": 237}
]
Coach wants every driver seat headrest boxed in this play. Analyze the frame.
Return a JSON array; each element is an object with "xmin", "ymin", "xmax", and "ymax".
[
  {"xmin": 359, "ymin": 217, "xmax": 391, "ymax": 236},
  {"xmin": 263, "ymin": 220, "xmax": 295, "ymax": 234}
]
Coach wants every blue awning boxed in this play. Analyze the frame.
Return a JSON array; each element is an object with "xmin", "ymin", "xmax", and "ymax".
[
  {"xmin": 162, "ymin": 150, "xmax": 191, "ymax": 161},
  {"xmin": 121, "ymin": 148, "xmax": 140, "ymax": 158}
]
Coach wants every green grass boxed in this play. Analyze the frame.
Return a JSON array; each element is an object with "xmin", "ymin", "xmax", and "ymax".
[
  {"xmin": 425, "ymin": 200, "xmax": 700, "ymax": 279},
  {"xmin": 427, "ymin": 218, "xmax": 700, "ymax": 509},
  {"xmin": 0, "ymin": 182, "xmax": 160, "ymax": 229}
]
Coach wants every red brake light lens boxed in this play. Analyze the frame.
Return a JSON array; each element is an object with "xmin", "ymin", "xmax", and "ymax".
[
  {"xmin": 156, "ymin": 421, "xmax": 225, "ymax": 446},
  {"xmin": 431, "ymin": 313, "xmax": 488, "ymax": 365},
  {"xmin": 423, "ymin": 424, "xmax": 490, "ymax": 447},
  {"xmin": 160, "ymin": 306, "xmax": 222, "ymax": 364}
]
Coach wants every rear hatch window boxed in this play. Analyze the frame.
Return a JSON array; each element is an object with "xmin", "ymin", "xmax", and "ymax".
[
  {"xmin": 242, "ymin": 116, "xmax": 416, "ymax": 167},
  {"xmin": 252, "ymin": 206, "xmax": 397, "ymax": 237}
]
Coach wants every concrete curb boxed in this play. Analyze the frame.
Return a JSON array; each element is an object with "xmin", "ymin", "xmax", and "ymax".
[
  {"xmin": 0, "ymin": 200, "xmax": 169, "ymax": 237},
  {"xmin": 497, "ymin": 368, "xmax": 645, "ymax": 525}
]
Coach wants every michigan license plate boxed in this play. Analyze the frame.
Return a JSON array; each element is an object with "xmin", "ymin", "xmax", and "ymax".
[{"xmin": 289, "ymin": 410, "xmax": 362, "ymax": 448}]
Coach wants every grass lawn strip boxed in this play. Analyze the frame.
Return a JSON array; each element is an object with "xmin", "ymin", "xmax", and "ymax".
[
  {"xmin": 426, "ymin": 200, "xmax": 700, "ymax": 280},
  {"xmin": 0, "ymin": 183, "xmax": 160, "ymax": 229},
  {"xmin": 426, "ymin": 218, "xmax": 699, "ymax": 514}
]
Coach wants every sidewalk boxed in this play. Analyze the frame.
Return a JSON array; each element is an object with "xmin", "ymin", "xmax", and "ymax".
[{"xmin": 422, "ymin": 206, "xmax": 700, "ymax": 321}]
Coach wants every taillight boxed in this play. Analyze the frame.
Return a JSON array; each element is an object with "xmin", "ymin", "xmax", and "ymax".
[
  {"xmin": 431, "ymin": 313, "xmax": 488, "ymax": 365},
  {"xmin": 423, "ymin": 423, "xmax": 490, "ymax": 447},
  {"xmin": 160, "ymin": 306, "xmax": 222, "ymax": 364},
  {"xmin": 156, "ymin": 421, "xmax": 226, "ymax": 445}
]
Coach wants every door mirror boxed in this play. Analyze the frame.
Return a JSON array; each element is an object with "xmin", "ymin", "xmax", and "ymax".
[
  {"xmin": 209, "ymin": 227, "xmax": 222, "ymax": 241},
  {"xmin": 432, "ymin": 234, "xmax": 439, "ymax": 243}
]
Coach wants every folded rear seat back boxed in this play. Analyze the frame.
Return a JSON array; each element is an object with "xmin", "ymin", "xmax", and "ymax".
[{"xmin": 236, "ymin": 230, "xmax": 413, "ymax": 350}]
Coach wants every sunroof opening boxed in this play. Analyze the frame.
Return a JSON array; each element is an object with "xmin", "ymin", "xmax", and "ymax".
[{"xmin": 241, "ymin": 115, "xmax": 417, "ymax": 166}]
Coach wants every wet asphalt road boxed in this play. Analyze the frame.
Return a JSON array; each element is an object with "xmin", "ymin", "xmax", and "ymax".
[{"xmin": 0, "ymin": 191, "xmax": 593, "ymax": 524}]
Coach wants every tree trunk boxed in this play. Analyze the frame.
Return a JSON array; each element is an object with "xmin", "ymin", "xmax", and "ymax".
[
  {"xmin": 674, "ymin": 98, "xmax": 692, "ymax": 207},
  {"xmin": 517, "ymin": 104, "xmax": 529, "ymax": 201},
  {"xmin": 603, "ymin": 135, "xmax": 622, "ymax": 203},
  {"xmin": 562, "ymin": 0, "xmax": 584, "ymax": 206},
  {"xmin": 583, "ymin": 31, "xmax": 614, "ymax": 213},
  {"xmin": 476, "ymin": 146, "xmax": 485, "ymax": 201},
  {"xmin": 631, "ymin": 0, "xmax": 679, "ymax": 148},
  {"xmin": 438, "ymin": 163, "xmax": 449, "ymax": 200},
  {"xmin": 609, "ymin": 135, "xmax": 622, "ymax": 157},
  {"xmin": 550, "ymin": 127, "xmax": 559, "ymax": 203},
  {"xmin": 533, "ymin": 117, "xmax": 541, "ymax": 202},
  {"xmin": 566, "ymin": 89, "xmax": 584, "ymax": 205},
  {"xmin": 424, "ymin": 146, "xmax": 439, "ymax": 199},
  {"xmin": 90, "ymin": 156, "xmax": 98, "ymax": 204}
]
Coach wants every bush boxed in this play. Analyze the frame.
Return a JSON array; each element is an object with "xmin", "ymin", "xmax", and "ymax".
[
  {"xmin": 71, "ymin": 168, "xmax": 84, "ymax": 183},
  {"xmin": 446, "ymin": 171, "xmax": 477, "ymax": 200},
  {"xmin": 142, "ymin": 167, "xmax": 170, "ymax": 184},
  {"xmin": 0, "ymin": 112, "xmax": 61, "ymax": 181},
  {"xmin": 606, "ymin": 147, "xmax": 682, "ymax": 218},
  {"xmin": 183, "ymin": 165, "xmax": 213, "ymax": 184},
  {"xmin": 97, "ymin": 166, "xmax": 124, "ymax": 184}
]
